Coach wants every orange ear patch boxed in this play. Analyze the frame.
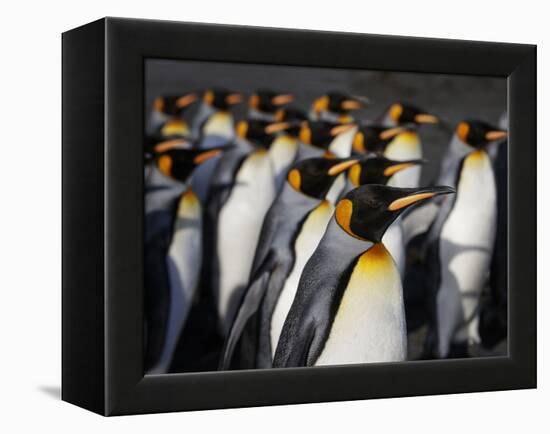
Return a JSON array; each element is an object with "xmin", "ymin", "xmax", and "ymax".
[
  {"xmin": 288, "ymin": 169, "xmax": 301, "ymax": 191},
  {"xmin": 158, "ymin": 154, "xmax": 173, "ymax": 177}
]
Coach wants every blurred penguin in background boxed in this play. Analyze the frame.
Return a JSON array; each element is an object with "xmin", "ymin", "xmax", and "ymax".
[
  {"xmin": 191, "ymin": 88, "xmax": 243, "ymax": 143},
  {"xmin": 273, "ymin": 184, "xmax": 454, "ymax": 367},
  {"xmin": 310, "ymin": 92, "xmax": 368, "ymax": 123},
  {"xmin": 204, "ymin": 119, "xmax": 281, "ymax": 336},
  {"xmin": 248, "ymin": 89, "xmax": 294, "ymax": 121},
  {"xmin": 379, "ymin": 102, "xmax": 439, "ymax": 189},
  {"xmin": 422, "ymin": 121, "xmax": 507, "ymax": 359},
  {"xmin": 147, "ymin": 93, "xmax": 199, "ymax": 141},
  {"xmin": 144, "ymin": 140, "xmax": 231, "ymax": 373},
  {"xmin": 264, "ymin": 108, "xmax": 309, "ymax": 190},
  {"xmin": 189, "ymin": 89, "xmax": 244, "ymax": 201}
]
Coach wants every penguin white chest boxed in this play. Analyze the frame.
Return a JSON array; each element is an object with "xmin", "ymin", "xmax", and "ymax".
[
  {"xmin": 440, "ymin": 150, "xmax": 497, "ymax": 290},
  {"xmin": 315, "ymin": 243, "xmax": 407, "ymax": 366},
  {"xmin": 268, "ymin": 135, "xmax": 299, "ymax": 180},
  {"xmin": 437, "ymin": 150, "xmax": 497, "ymax": 351},
  {"xmin": 217, "ymin": 150, "xmax": 276, "ymax": 328},
  {"xmin": 385, "ymin": 131, "xmax": 422, "ymax": 189},
  {"xmin": 270, "ymin": 201, "xmax": 334, "ymax": 356}
]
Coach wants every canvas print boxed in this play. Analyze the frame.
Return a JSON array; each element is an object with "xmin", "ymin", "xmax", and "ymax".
[{"xmin": 144, "ymin": 59, "xmax": 507, "ymax": 374}]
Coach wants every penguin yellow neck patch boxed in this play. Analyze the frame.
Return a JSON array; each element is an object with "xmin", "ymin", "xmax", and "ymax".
[
  {"xmin": 465, "ymin": 149, "xmax": 489, "ymax": 167},
  {"xmin": 356, "ymin": 243, "xmax": 395, "ymax": 279}
]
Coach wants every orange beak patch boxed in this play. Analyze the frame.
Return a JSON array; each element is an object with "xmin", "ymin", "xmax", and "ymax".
[{"xmin": 388, "ymin": 192, "xmax": 436, "ymax": 211}]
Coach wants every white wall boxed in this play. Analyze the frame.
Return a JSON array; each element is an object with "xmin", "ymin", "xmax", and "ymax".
[{"xmin": 0, "ymin": 0, "xmax": 545, "ymax": 432}]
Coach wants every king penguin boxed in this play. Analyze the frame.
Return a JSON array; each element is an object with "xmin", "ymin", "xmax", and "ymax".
[
  {"xmin": 248, "ymin": 89, "xmax": 294, "ymax": 121},
  {"xmin": 351, "ymin": 125, "xmax": 407, "ymax": 156},
  {"xmin": 205, "ymin": 119, "xmax": 281, "ymax": 336},
  {"xmin": 310, "ymin": 92, "xmax": 369, "ymax": 123},
  {"xmin": 422, "ymin": 121, "xmax": 507, "ymax": 359},
  {"xmin": 401, "ymin": 120, "xmax": 507, "ymax": 248},
  {"xmin": 273, "ymin": 184, "xmax": 454, "ymax": 367},
  {"xmin": 220, "ymin": 156, "xmax": 360, "ymax": 369},
  {"xmin": 379, "ymin": 102, "xmax": 438, "ymax": 189},
  {"xmin": 147, "ymin": 92, "xmax": 199, "ymax": 141},
  {"xmin": 144, "ymin": 140, "xmax": 230, "ymax": 373},
  {"xmin": 189, "ymin": 89, "xmax": 244, "ymax": 202},
  {"xmin": 220, "ymin": 156, "xmax": 424, "ymax": 369}
]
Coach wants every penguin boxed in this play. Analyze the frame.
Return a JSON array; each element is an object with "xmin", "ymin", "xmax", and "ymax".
[
  {"xmin": 191, "ymin": 88, "xmax": 243, "ymax": 143},
  {"xmin": 248, "ymin": 89, "xmax": 294, "ymax": 121},
  {"xmin": 310, "ymin": 92, "xmax": 368, "ymax": 123},
  {"xmin": 479, "ymin": 139, "xmax": 508, "ymax": 349},
  {"xmin": 144, "ymin": 140, "xmax": 230, "ymax": 373},
  {"xmin": 147, "ymin": 92, "xmax": 199, "ymax": 140},
  {"xmin": 202, "ymin": 121, "xmax": 355, "ymax": 336},
  {"xmin": 272, "ymin": 184, "xmax": 454, "ymax": 367},
  {"xmin": 351, "ymin": 125, "xmax": 407, "ymax": 156},
  {"xmin": 203, "ymin": 119, "xmax": 282, "ymax": 336},
  {"xmin": 262, "ymin": 108, "xmax": 308, "ymax": 190},
  {"xmin": 379, "ymin": 102, "xmax": 438, "ymax": 189},
  {"xmin": 189, "ymin": 89, "xmax": 244, "ymax": 202},
  {"xmin": 220, "ymin": 156, "xmax": 424, "ymax": 370},
  {"xmin": 219, "ymin": 156, "xmax": 359, "ymax": 369},
  {"xmin": 422, "ymin": 121, "xmax": 507, "ymax": 359}
]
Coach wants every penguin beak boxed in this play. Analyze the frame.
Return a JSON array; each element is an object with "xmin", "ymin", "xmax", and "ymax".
[
  {"xmin": 265, "ymin": 121, "xmax": 293, "ymax": 134},
  {"xmin": 175, "ymin": 93, "xmax": 198, "ymax": 108},
  {"xmin": 414, "ymin": 113, "xmax": 439, "ymax": 124},
  {"xmin": 485, "ymin": 130, "xmax": 507, "ymax": 141},
  {"xmin": 379, "ymin": 126, "xmax": 406, "ymax": 141},
  {"xmin": 225, "ymin": 93, "xmax": 244, "ymax": 105},
  {"xmin": 153, "ymin": 139, "xmax": 191, "ymax": 153},
  {"xmin": 383, "ymin": 159, "xmax": 426, "ymax": 177},
  {"xmin": 330, "ymin": 123, "xmax": 357, "ymax": 136},
  {"xmin": 193, "ymin": 145, "xmax": 233, "ymax": 164},
  {"xmin": 341, "ymin": 99, "xmax": 364, "ymax": 110},
  {"xmin": 328, "ymin": 158, "xmax": 361, "ymax": 176},
  {"xmin": 271, "ymin": 94, "xmax": 294, "ymax": 106},
  {"xmin": 388, "ymin": 186, "xmax": 454, "ymax": 211}
]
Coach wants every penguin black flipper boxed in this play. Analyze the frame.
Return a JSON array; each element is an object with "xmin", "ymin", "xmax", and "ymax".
[{"xmin": 220, "ymin": 249, "xmax": 281, "ymax": 369}]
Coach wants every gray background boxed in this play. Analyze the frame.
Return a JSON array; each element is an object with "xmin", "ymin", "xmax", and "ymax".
[{"xmin": 146, "ymin": 58, "xmax": 506, "ymax": 183}]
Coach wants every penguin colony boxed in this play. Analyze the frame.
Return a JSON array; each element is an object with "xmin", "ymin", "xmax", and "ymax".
[{"xmin": 144, "ymin": 88, "xmax": 508, "ymax": 373}]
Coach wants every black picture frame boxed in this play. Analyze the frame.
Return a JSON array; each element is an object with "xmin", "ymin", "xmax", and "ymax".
[{"xmin": 62, "ymin": 17, "xmax": 536, "ymax": 416}]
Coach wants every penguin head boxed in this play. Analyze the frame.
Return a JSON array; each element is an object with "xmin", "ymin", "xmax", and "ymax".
[
  {"xmin": 236, "ymin": 119, "xmax": 283, "ymax": 147},
  {"xmin": 153, "ymin": 140, "xmax": 231, "ymax": 182},
  {"xmin": 203, "ymin": 89, "xmax": 243, "ymax": 111},
  {"xmin": 152, "ymin": 93, "xmax": 198, "ymax": 116},
  {"xmin": 260, "ymin": 108, "xmax": 308, "ymax": 138},
  {"xmin": 348, "ymin": 157, "xmax": 425, "ymax": 187},
  {"xmin": 387, "ymin": 103, "xmax": 438, "ymax": 126},
  {"xmin": 352, "ymin": 125, "xmax": 409, "ymax": 154},
  {"xmin": 299, "ymin": 121, "xmax": 357, "ymax": 150},
  {"xmin": 456, "ymin": 120, "xmax": 507, "ymax": 148},
  {"xmin": 287, "ymin": 156, "xmax": 361, "ymax": 199},
  {"xmin": 249, "ymin": 89, "xmax": 294, "ymax": 113},
  {"xmin": 335, "ymin": 185, "xmax": 455, "ymax": 243},
  {"xmin": 312, "ymin": 92, "xmax": 369, "ymax": 116}
]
